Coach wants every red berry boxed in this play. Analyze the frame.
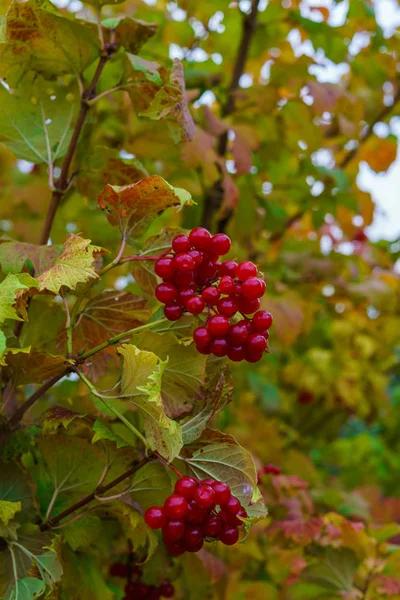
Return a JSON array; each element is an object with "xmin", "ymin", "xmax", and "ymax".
[
  {"xmin": 156, "ymin": 282, "xmax": 177, "ymax": 304},
  {"xmin": 212, "ymin": 481, "xmax": 231, "ymax": 505},
  {"xmin": 247, "ymin": 333, "xmax": 267, "ymax": 354},
  {"xmin": 155, "ymin": 257, "xmax": 175, "ymax": 280},
  {"xmin": 211, "ymin": 338, "xmax": 228, "ymax": 357},
  {"xmin": 210, "ymin": 233, "xmax": 231, "ymax": 256},
  {"xmin": 109, "ymin": 562, "xmax": 128, "ymax": 578},
  {"xmin": 174, "ymin": 271, "xmax": 195, "ymax": 288},
  {"xmin": 236, "ymin": 261, "xmax": 257, "ymax": 281},
  {"xmin": 188, "ymin": 249, "xmax": 203, "ymax": 266},
  {"xmin": 218, "ymin": 276, "xmax": 235, "ymax": 295},
  {"xmin": 202, "ymin": 286, "xmax": 220, "ymax": 305},
  {"xmin": 175, "ymin": 476, "xmax": 197, "ymax": 498},
  {"xmin": 186, "ymin": 296, "xmax": 205, "ymax": 315},
  {"xmin": 194, "ymin": 485, "xmax": 215, "ymax": 508},
  {"xmin": 298, "ymin": 390, "xmax": 314, "ymax": 404},
  {"xmin": 227, "ymin": 345, "xmax": 245, "ymax": 362},
  {"xmin": 201, "ymin": 478, "xmax": 215, "ymax": 485},
  {"xmin": 147, "ymin": 585, "xmax": 161, "ymax": 600},
  {"xmin": 186, "ymin": 499, "xmax": 207, "ymax": 524},
  {"xmin": 263, "ymin": 464, "xmax": 281, "ymax": 475},
  {"xmin": 237, "ymin": 296, "xmax": 261, "ymax": 314},
  {"xmin": 184, "ymin": 537, "xmax": 204, "ymax": 553},
  {"xmin": 259, "ymin": 278, "xmax": 266, "ymax": 294},
  {"xmin": 197, "ymin": 260, "xmax": 217, "ymax": 282},
  {"xmin": 217, "ymin": 298, "xmax": 238, "ymax": 318},
  {"xmin": 172, "ymin": 234, "xmax": 190, "ymax": 254},
  {"xmin": 203, "ymin": 514, "xmax": 223, "ymax": 537},
  {"xmin": 184, "ymin": 524, "xmax": 203, "ymax": 547},
  {"xmin": 228, "ymin": 323, "xmax": 249, "ymax": 346},
  {"xmin": 226, "ymin": 506, "xmax": 248, "ymax": 526},
  {"xmin": 218, "ymin": 260, "xmax": 238, "ymax": 278},
  {"xmin": 177, "ymin": 287, "xmax": 195, "ymax": 306},
  {"xmin": 164, "ymin": 494, "xmax": 188, "ymax": 519},
  {"xmin": 193, "ymin": 327, "xmax": 212, "ymax": 348},
  {"xmin": 164, "ymin": 304, "xmax": 183, "ymax": 321},
  {"xmin": 189, "ymin": 227, "xmax": 212, "ymax": 250},
  {"xmin": 224, "ymin": 496, "xmax": 241, "ymax": 516},
  {"xmin": 174, "ymin": 253, "xmax": 195, "ymax": 273},
  {"xmin": 244, "ymin": 349, "xmax": 263, "ymax": 363},
  {"xmin": 125, "ymin": 581, "xmax": 149, "ymax": 598},
  {"xmin": 160, "ymin": 580, "xmax": 175, "ymax": 598},
  {"xmin": 219, "ymin": 525, "xmax": 239, "ymax": 545},
  {"xmin": 162, "ymin": 519, "xmax": 185, "ymax": 542},
  {"xmin": 252, "ymin": 310, "xmax": 273, "ymax": 332},
  {"xmin": 166, "ymin": 540, "xmax": 185, "ymax": 556},
  {"xmin": 196, "ymin": 343, "xmax": 213, "ymax": 355},
  {"xmin": 208, "ymin": 315, "xmax": 230, "ymax": 338},
  {"xmin": 144, "ymin": 506, "xmax": 166, "ymax": 529},
  {"xmin": 241, "ymin": 277, "xmax": 264, "ymax": 299}
]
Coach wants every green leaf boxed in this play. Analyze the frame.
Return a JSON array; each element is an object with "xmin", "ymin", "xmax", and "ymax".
[
  {"xmin": 103, "ymin": 17, "xmax": 158, "ymax": 54},
  {"xmin": 92, "ymin": 419, "xmax": 129, "ymax": 449},
  {"xmin": 0, "ymin": 329, "xmax": 6, "ymax": 364},
  {"xmin": 140, "ymin": 59, "xmax": 196, "ymax": 144},
  {"xmin": 130, "ymin": 460, "xmax": 174, "ymax": 510},
  {"xmin": 37, "ymin": 234, "xmax": 102, "ymax": 294},
  {"xmin": 119, "ymin": 344, "xmax": 183, "ymax": 461},
  {"xmin": 3, "ymin": 349, "xmax": 73, "ymax": 385},
  {"xmin": 0, "ymin": 461, "xmax": 34, "ymax": 517},
  {"xmin": 41, "ymin": 407, "xmax": 84, "ymax": 434},
  {"xmin": 0, "ymin": 500, "xmax": 21, "ymax": 526},
  {"xmin": 0, "ymin": 0, "xmax": 100, "ymax": 85},
  {"xmin": 5, "ymin": 577, "xmax": 45, "ymax": 600},
  {"xmin": 0, "ymin": 78, "xmax": 79, "ymax": 164},
  {"xmin": 301, "ymin": 548, "xmax": 359, "ymax": 592},
  {"xmin": 0, "ymin": 239, "xmax": 61, "ymax": 275},
  {"xmin": 59, "ymin": 548, "xmax": 114, "ymax": 600},
  {"xmin": 126, "ymin": 54, "xmax": 163, "ymax": 86},
  {"xmin": 0, "ymin": 273, "xmax": 37, "ymax": 323},
  {"xmin": 98, "ymin": 174, "xmax": 194, "ymax": 242},
  {"xmin": 109, "ymin": 502, "xmax": 158, "ymax": 561},
  {"xmin": 63, "ymin": 515, "xmax": 103, "ymax": 551}
]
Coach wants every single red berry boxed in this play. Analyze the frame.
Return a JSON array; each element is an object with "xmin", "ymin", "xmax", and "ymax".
[
  {"xmin": 186, "ymin": 498, "xmax": 208, "ymax": 524},
  {"xmin": 298, "ymin": 390, "xmax": 314, "ymax": 404},
  {"xmin": 263, "ymin": 464, "xmax": 281, "ymax": 475},
  {"xmin": 227, "ymin": 345, "xmax": 245, "ymax": 362},
  {"xmin": 244, "ymin": 348, "xmax": 263, "ymax": 363},
  {"xmin": 259, "ymin": 278, "xmax": 266, "ymax": 294},
  {"xmin": 247, "ymin": 333, "xmax": 267, "ymax": 354},
  {"xmin": 189, "ymin": 227, "xmax": 212, "ymax": 250},
  {"xmin": 211, "ymin": 338, "xmax": 228, "ymax": 357},
  {"xmin": 196, "ymin": 343, "xmax": 213, "ymax": 355},
  {"xmin": 172, "ymin": 234, "xmax": 190, "ymax": 254},
  {"xmin": 188, "ymin": 249, "xmax": 203, "ymax": 266},
  {"xmin": 219, "ymin": 525, "xmax": 239, "ymax": 545},
  {"xmin": 164, "ymin": 494, "xmax": 188, "ymax": 519},
  {"xmin": 236, "ymin": 261, "xmax": 257, "ymax": 281},
  {"xmin": 218, "ymin": 260, "xmax": 238, "ymax": 278},
  {"xmin": 208, "ymin": 315, "xmax": 230, "ymax": 338},
  {"xmin": 226, "ymin": 506, "xmax": 248, "ymax": 526},
  {"xmin": 144, "ymin": 506, "xmax": 166, "ymax": 529},
  {"xmin": 218, "ymin": 276, "xmax": 235, "ymax": 295},
  {"xmin": 177, "ymin": 287, "xmax": 195, "ymax": 306},
  {"xmin": 237, "ymin": 296, "xmax": 261, "ymax": 314},
  {"xmin": 202, "ymin": 286, "xmax": 220, "ymax": 305},
  {"xmin": 252, "ymin": 310, "xmax": 273, "ymax": 332},
  {"xmin": 201, "ymin": 478, "xmax": 215, "ymax": 485},
  {"xmin": 186, "ymin": 296, "xmax": 205, "ymax": 315},
  {"xmin": 184, "ymin": 524, "xmax": 203, "ymax": 547},
  {"xmin": 184, "ymin": 537, "xmax": 204, "ymax": 553},
  {"xmin": 147, "ymin": 585, "xmax": 162, "ymax": 600},
  {"xmin": 174, "ymin": 253, "xmax": 195, "ymax": 273},
  {"xmin": 196, "ymin": 260, "xmax": 218, "ymax": 282},
  {"xmin": 155, "ymin": 257, "xmax": 175, "ymax": 280},
  {"xmin": 241, "ymin": 277, "xmax": 264, "ymax": 299},
  {"xmin": 125, "ymin": 581, "xmax": 149, "ymax": 598},
  {"xmin": 194, "ymin": 485, "xmax": 215, "ymax": 508},
  {"xmin": 175, "ymin": 476, "xmax": 197, "ymax": 498},
  {"xmin": 224, "ymin": 496, "xmax": 241, "ymax": 516},
  {"xmin": 193, "ymin": 327, "xmax": 212, "ymax": 349},
  {"xmin": 203, "ymin": 514, "xmax": 223, "ymax": 537},
  {"xmin": 162, "ymin": 519, "xmax": 185, "ymax": 542},
  {"xmin": 212, "ymin": 481, "xmax": 231, "ymax": 505},
  {"xmin": 109, "ymin": 562, "xmax": 128, "ymax": 578},
  {"xmin": 228, "ymin": 323, "xmax": 249, "ymax": 346},
  {"xmin": 160, "ymin": 580, "xmax": 175, "ymax": 598},
  {"xmin": 210, "ymin": 233, "xmax": 231, "ymax": 256},
  {"xmin": 156, "ymin": 282, "xmax": 178, "ymax": 304},
  {"xmin": 164, "ymin": 304, "xmax": 183, "ymax": 321},
  {"xmin": 217, "ymin": 298, "xmax": 238, "ymax": 318},
  {"xmin": 173, "ymin": 271, "xmax": 195, "ymax": 288},
  {"xmin": 166, "ymin": 540, "xmax": 185, "ymax": 556}
]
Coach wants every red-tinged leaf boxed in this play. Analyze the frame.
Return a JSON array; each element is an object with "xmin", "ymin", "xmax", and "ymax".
[
  {"xmin": 221, "ymin": 173, "xmax": 240, "ymax": 213},
  {"xmin": 3, "ymin": 348, "xmax": 72, "ymax": 385},
  {"xmin": 98, "ymin": 175, "xmax": 193, "ymax": 242},
  {"xmin": 232, "ymin": 130, "xmax": 253, "ymax": 175},
  {"xmin": 140, "ymin": 59, "xmax": 196, "ymax": 144},
  {"xmin": 0, "ymin": 238, "xmax": 60, "ymax": 275},
  {"xmin": 203, "ymin": 106, "xmax": 228, "ymax": 136},
  {"xmin": 37, "ymin": 234, "xmax": 103, "ymax": 294},
  {"xmin": 376, "ymin": 575, "xmax": 400, "ymax": 596},
  {"xmin": 40, "ymin": 407, "xmax": 86, "ymax": 434},
  {"xmin": 269, "ymin": 517, "xmax": 323, "ymax": 544},
  {"xmin": 103, "ymin": 17, "xmax": 158, "ymax": 54}
]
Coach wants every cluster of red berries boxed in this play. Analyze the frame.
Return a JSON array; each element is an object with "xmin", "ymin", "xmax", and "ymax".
[
  {"xmin": 109, "ymin": 563, "xmax": 174, "ymax": 599},
  {"xmin": 144, "ymin": 476, "xmax": 247, "ymax": 555},
  {"xmin": 154, "ymin": 227, "xmax": 272, "ymax": 362}
]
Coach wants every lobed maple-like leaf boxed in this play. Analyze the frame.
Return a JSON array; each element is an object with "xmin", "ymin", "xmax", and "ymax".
[
  {"xmin": 0, "ymin": 273, "xmax": 38, "ymax": 323},
  {"xmin": 102, "ymin": 16, "xmax": 158, "ymax": 54},
  {"xmin": 0, "ymin": 238, "xmax": 60, "ymax": 275},
  {"xmin": 98, "ymin": 174, "xmax": 193, "ymax": 242},
  {"xmin": 3, "ymin": 348, "xmax": 73, "ymax": 385},
  {"xmin": 37, "ymin": 234, "xmax": 102, "ymax": 294}
]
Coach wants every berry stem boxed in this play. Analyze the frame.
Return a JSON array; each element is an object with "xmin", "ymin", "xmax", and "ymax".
[
  {"xmin": 120, "ymin": 254, "xmax": 163, "ymax": 263},
  {"xmin": 154, "ymin": 451, "xmax": 184, "ymax": 477}
]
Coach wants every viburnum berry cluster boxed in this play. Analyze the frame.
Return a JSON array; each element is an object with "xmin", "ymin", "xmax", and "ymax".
[
  {"xmin": 144, "ymin": 476, "xmax": 247, "ymax": 555},
  {"xmin": 109, "ymin": 563, "xmax": 174, "ymax": 599},
  {"xmin": 154, "ymin": 227, "xmax": 273, "ymax": 363}
]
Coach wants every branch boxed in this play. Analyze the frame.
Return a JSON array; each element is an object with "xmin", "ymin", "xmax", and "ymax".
[
  {"xmin": 201, "ymin": 0, "xmax": 260, "ymax": 231},
  {"xmin": 40, "ymin": 456, "xmax": 149, "ymax": 531},
  {"xmin": 39, "ymin": 45, "xmax": 116, "ymax": 246}
]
